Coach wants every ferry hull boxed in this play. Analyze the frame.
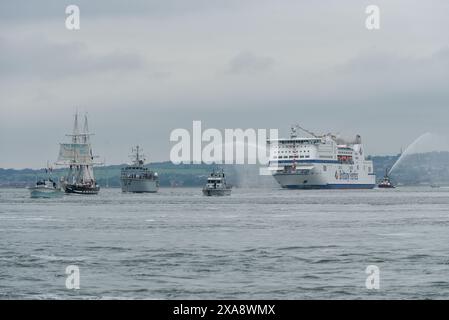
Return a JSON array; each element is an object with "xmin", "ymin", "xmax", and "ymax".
[
  {"xmin": 281, "ymin": 183, "xmax": 376, "ymax": 190},
  {"xmin": 121, "ymin": 178, "xmax": 159, "ymax": 193},
  {"xmin": 272, "ymin": 165, "xmax": 375, "ymax": 190}
]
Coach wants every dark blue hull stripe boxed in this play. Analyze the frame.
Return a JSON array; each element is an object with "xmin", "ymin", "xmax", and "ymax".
[{"xmin": 282, "ymin": 184, "xmax": 376, "ymax": 190}]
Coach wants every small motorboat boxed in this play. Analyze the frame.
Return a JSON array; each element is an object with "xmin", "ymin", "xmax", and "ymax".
[{"xmin": 29, "ymin": 179, "xmax": 63, "ymax": 198}]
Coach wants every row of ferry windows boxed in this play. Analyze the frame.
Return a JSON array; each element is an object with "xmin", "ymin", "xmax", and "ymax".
[
  {"xmin": 274, "ymin": 150, "xmax": 310, "ymax": 154},
  {"xmin": 273, "ymin": 155, "xmax": 310, "ymax": 159},
  {"xmin": 274, "ymin": 146, "xmax": 312, "ymax": 149},
  {"xmin": 323, "ymin": 165, "xmax": 371, "ymax": 172}
]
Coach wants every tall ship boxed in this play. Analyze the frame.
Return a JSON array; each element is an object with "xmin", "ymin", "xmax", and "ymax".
[
  {"xmin": 57, "ymin": 113, "xmax": 101, "ymax": 195},
  {"xmin": 267, "ymin": 125, "xmax": 376, "ymax": 189},
  {"xmin": 120, "ymin": 146, "xmax": 159, "ymax": 193}
]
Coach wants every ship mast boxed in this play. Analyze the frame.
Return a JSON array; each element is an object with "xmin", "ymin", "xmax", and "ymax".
[
  {"xmin": 130, "ymin": 145, "xmax": 146, "ymax": 166},
  {"xmin": 72, "ymin": 113, "xmax": 79, "ymax": 143},
  {"xmin": 82, "ymin": 114, "xmax": 89, "ymax": 143},
  {"xmin": 136, "ymin": 145, "xmax": 140, "ymax": 163}
]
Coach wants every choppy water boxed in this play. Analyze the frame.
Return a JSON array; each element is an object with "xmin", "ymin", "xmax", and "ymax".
[{"xmin": 1, "ymin": 187, "xmax": 449, "ymax": 299}]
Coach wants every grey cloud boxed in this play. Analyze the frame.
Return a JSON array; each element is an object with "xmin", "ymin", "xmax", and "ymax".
[
  {"xmin": 337, "ymin": 48, "xmax": 449, "ymax": 77},
  {"xmin": 0, "ymin": 36, "xmax": 144, "ymax": 79},
  {"xmin": 0, "ymin": 0, "xmax": 265, "ymax": 21},
  {"xmin": 330, "ymin": 47, "xmax": 449, "ymax": 102},
  {"xmin": 227, "ymin": 52, "xmax": 275, "ymax": 75},
  {"xmin": 2, "ymin": 0, "xmax": 449, "ymax": 168}
]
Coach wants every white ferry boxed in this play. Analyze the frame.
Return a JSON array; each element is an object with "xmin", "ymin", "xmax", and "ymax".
[{"xmin": 267, "ymin": 125, "xmax": 376, "ymax": 189}]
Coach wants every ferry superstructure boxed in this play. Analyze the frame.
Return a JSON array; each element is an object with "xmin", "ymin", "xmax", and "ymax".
[{"xmin": 267, "ymin": 125, "xmax": 376, "ymax": 189}]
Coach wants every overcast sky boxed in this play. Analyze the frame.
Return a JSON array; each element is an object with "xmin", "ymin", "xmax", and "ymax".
[{"xmin": 1, "ymin": 0, "xmax": 449, "ymax": 168}]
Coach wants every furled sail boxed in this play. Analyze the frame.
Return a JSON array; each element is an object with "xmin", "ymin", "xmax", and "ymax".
[{"xmin": 57, "ymin": 143, "xmax": 92, "ymax": 164}]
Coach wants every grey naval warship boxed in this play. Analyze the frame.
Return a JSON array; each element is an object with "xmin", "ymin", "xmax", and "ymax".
[{"xmin": 120, "ymin": 146, "xmax": 159, "ymax": 193}]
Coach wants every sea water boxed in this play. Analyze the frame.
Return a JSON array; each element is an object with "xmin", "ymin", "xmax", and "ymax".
[{"xmin": 1, "ymin": 187, "xmax": 449, "ymax": 299}]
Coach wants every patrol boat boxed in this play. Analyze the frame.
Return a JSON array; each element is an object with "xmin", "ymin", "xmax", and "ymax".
[
  {"xmin": 267, "ymin": 125, "xmax": 376, "ymax": 189},
  {"xmin": 202, "ymin": 169, "xmax": 232, "ymax": 196},
  {"xmin": 57, "ymin": 113, "xmax": 101, "ymax": 195},
  {"xmin": 120, "ymin": 146, "xmax": 159, "ymax": 193}
]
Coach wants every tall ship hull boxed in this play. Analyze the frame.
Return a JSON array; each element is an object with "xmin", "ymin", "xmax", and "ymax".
[
  {"xmin": 268, "ymin": 125, "xmax": 376, "ymax": 190},
  {"xmin": 64, "ymin": 184, "xmax": 100, "ymax": 195},
  {"xmin": 121, "ymin": 178, "xmax": 158, "ymax": 193}
]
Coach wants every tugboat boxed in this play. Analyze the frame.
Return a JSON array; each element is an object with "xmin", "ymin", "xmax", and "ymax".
[
  {"xmin": 120, "ymin": 146, "xmax": 159, "ymax": 193},
  {"xmin": 202, "ymin": 169, "xmax": 232, "ymax": 196},
  {"xmin": 378, "ymin": 169, "xmax": 395, "ymax": 189},
  {"xmin": 57, "ymin": 113, "xmax": 101, "ymax": 195}
]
